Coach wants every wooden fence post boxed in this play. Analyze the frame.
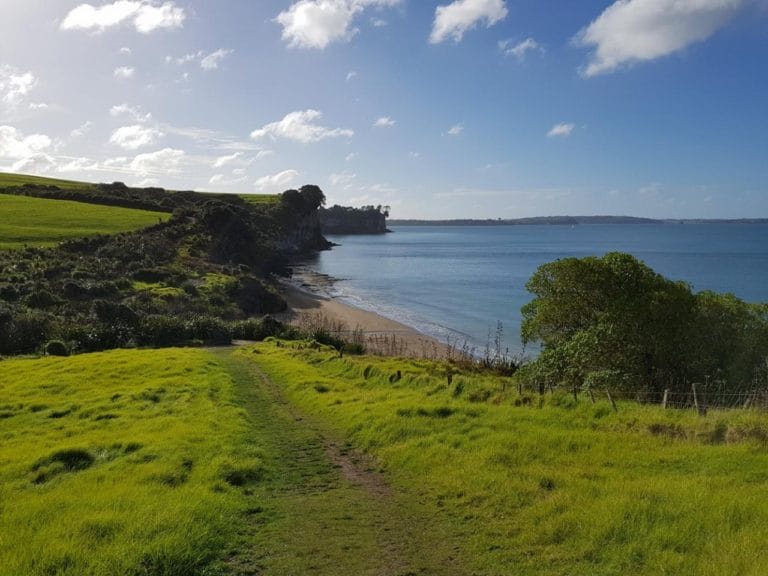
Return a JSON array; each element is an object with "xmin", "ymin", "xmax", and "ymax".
[
  {"xmin": 606, "ymin": 390, "xmax": 618, "ymax": 413},
  {"xmin": 662, "ymin": 389, "xmax": 669, "ymax": 409},
  {"xmin": 588, "ymin": 389, "xmax": 595, "ymax": 404},
  {"xmin": 692, "ymin": 383, "xmax": 707, "ymax": 416}
]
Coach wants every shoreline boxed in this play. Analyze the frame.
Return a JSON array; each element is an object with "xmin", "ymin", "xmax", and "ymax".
[{"xmin": 277, "ymin": 276, "xmax": 450, "ymax": 358}]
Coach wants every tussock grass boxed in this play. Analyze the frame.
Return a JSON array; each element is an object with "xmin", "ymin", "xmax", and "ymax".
[
  {"xmin": 0, "ymin": 193, "xmax": 168, "ymax": 249},
  {"xmin": 0, "ymin": 348, "xmax": 259, "ymax": 576},
  {"xmin": 244, "ymin": 341, "xmax": 768, "ymax": 576}
]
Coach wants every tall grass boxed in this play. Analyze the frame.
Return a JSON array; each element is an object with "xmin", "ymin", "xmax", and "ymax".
[{"xmin": 245, "ymin": 341, "xmax": 768, "ymax": 575}]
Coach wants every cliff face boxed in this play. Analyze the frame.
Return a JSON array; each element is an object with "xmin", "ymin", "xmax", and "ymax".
[
  {"xmin": 278, "ymin": 210, "xmax": 333, "ymax": 253},
  {"xmin": 318, "ymin": 205, "xmax": 388, "ymax": 235}
]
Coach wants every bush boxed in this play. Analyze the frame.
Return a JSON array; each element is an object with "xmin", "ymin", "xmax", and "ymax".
[
  {"xmin": 136, "ymin": 315, "xmax": 189, "ymax": 347},
  {"xmin": 231, "ymin": 316, "xmax": 285, "ymax": 341},
  {"xmin": 185, "ymin": 315, "xmax": 231, "ymax": 345},
  {"xmin": 45, "ymin": 340, "xmax": 70, "ymax": 357}
]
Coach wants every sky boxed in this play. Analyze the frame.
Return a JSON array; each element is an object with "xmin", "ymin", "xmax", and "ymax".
[{"xmin": 0, "ymin": 0, "xmax": 766, "ymax": 219}]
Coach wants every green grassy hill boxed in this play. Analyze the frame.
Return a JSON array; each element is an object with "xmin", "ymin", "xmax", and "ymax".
[
  {"xmin": 0, "ymin": 172, "xmax": 95, "ymax": 190},
  {"xmin": 4, "ymin": 343, "xmax": 768, "ymax": 575},
  {"xmin": 0, "ymin": 193, "xmax": 169, "ymax": 249},
  {"xmin": 239, "ymin": 193, "xmax": 280, "ymax": 206}
]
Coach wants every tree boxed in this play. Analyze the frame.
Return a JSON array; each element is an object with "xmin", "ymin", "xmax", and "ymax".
[{"xmin": 521, "ymin": 253, "xmax": 697, "ymax": 396}]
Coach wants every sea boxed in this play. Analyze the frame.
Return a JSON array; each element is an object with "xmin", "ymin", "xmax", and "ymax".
[{"xmin": 297, "ymin": 224, "xmax": 768, "ymax": 355}]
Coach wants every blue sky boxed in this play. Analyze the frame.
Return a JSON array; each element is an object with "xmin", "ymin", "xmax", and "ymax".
[{"xmin": 0, "ymin": 0, "xmax": 766, "ymax": 218}]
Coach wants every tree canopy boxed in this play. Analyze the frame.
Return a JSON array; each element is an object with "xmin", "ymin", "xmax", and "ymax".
[{"xmin": 520, "ymin": 252, "xmax": 768, "ymax": 398}]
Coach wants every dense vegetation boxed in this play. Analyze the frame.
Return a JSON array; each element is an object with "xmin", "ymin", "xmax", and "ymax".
[
  {"xmin": 0, "ymin": 193, "xmax": 168, "ymax": 249},
  {"xmin": 0, "ymin": 171, "xmax": 95, "ymax": 190},
  {"xmin": 0, "ymin": 180, "xmax": 330, "ymax": 356},
  {"xmin": 520, "ymin": 253, "xmax": 768, "ymax": 402},
  {"xmin": 319, "ymin": 204, "xmax": 389, "ymax": 234}
]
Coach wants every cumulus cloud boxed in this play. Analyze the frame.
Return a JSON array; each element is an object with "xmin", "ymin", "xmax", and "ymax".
[
  {"xmin": 276, "ymin": 0, "xmax": 401, "ymax": 50},
  {"xmin": 373, "ymin": 116, "xmax": 395, "ymax": 128},
  {"xmin": 446, "ymin": 123, "xmax": 463, "ymax": 136},
  {"xmin": 547, "ymin": 122, "xmax": 575, "ymax": 138},
  {"xmin": 113, "ymin": 66, "xmax": 135, "ymax": 79},
  {"xmin": 0, "ymin": 125, "xmax": 52, "ymax": 159},
  {"xmin": 110, "ymin": 103, "xmax": 152, "ymax": 122},
  {"xmin": 577, "ymin": 0, "xmax": 744, "ymax": 77},
  {"xmin": 499, "ymin": 37, "xmax": 544, "ymax": 61},
  {"xmin": 129, "ymin": 147, "xmax": 184, "ymax": 175},
  {"xmin": 255, "ymin": 169, "xmax": 299, "ymax": 191},
  {"xmin": 251, "ymin": 110, "xmax": 353, "ymax": 144},
  {"xmin": 61, "ymin": 1, "xmax": 185, "ymax": 34},
  {"xmin": 430, "ymin": 0, "xmax": 507, "ymax": 44},
  {"xmin": 0, "ymin": 66, "xmax": 37, "ymax": 112},
  {"xmin": 110, "ymin": 125, "xmax": 162, "ymax": 150}
]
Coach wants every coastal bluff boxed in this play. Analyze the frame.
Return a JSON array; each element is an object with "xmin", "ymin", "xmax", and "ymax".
[{"xmin": 318, "ymin": 204, "xmax": 389, "ymax": 235}]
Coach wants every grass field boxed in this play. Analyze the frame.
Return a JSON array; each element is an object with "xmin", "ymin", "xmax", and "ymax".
[
  {"xmin": 0, "ymin": 348, "xmax": 263, "ymax": 576},
  {"xmin": 239, "ymin": 193, "xmax": 280, "ymax": 206},
  {"xmin": 244, "ymin": 341, "xmax": 768, "ymax": 576},
  {"xmin": 0, "ymin": 193, "xmax": 169, "ymax": 249},
  {"xmin": 0, "ymin": 172, "xmax": 95, "ymax": 190},
  {"xmin": 6, "ymin": 343, "xmax": 768, "ymax": 575}
]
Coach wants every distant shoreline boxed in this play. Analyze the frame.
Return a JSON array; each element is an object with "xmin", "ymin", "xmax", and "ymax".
[{"xmin": 388, "ymin": 216, "xmax": 768, "ymax": 226}]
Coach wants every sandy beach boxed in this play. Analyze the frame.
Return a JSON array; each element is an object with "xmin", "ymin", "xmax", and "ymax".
[{"xmin": 278, "ymin": 280, "xmax": 449, "ymax": 358}]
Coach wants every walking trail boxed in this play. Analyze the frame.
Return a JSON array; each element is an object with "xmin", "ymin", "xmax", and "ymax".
[{"xmin": 214, "ymin": 349, "xmax": 468, "ymax": 576}]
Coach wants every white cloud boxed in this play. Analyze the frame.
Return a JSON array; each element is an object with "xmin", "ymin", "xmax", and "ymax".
[
  {"xmin": 0, "ymin": 125, "xmax": 52, "ymax": 159},
  {"xmin": 28, "ymin": 102, "xmax": 50, "ymax": 111},
  {"xmin": 0, "ymin": 65, "xmax": 37, "ymax": 110},
  {"xmin": 57, "ymin": 157, "xmax": 100, "ymax": 173},
  {"xmin": 255, "ymin": 169, "xmax": 299, "ymax": 191},
  {"xmin": 499, "ymin": 37, "xmax": 543, "ymax": 61},
  {"xmin": 577, "ymin": 0, "xmax": 744, "ymax": 77},
  {"xmin": 547, "ymin": 122, "xmax": 575, "ymax": 138},
  {"xmin": 10, "ymin": 154, "xmax": 57, "ymax": 174},
  {"xmin": 129, "ymin": 147, "xmax": 184, "ymax": 175},
  {"xmin": 345, "ymin": 152, "xmax": 358, "ymax": 162},
  {"xmin": 371, "ymin": 17, "xmax": 388, "ymax": 27},
  {"xmin": 120, "ymin": 46, "xmax": 132, "ymax": 54},
  {"xmin": 113, "ymin": 66, "xmax": 135, "ymax": 79},
  {"xmin": 329, "ymin": 171, "xmax": 356, "ymax": 188},
  {"xmin": 374, "ymin": 116, "xmax": 395, "ymax": 128},
  {"xmin": 276, "ymin": 0, "xmax": 401, "ymax": 50},
  {"xmin": 446, "ymin": 123, "xmax": 463, "ymax": 136},
  {"xmin": 61, "ymin": 1, "xmax": 185, "ymax": 34},
  {"xmin": 430, "ymin": 0, "xmax": 507, "ymax": 44},
  {"xmin": 71, "ymin": 121, "xmax": 94, "ymax": 139},
  {"xmin": 346, "ymin": 70, "xmax": 358, "ymax": 82},
  {"xmin": 251, "ymin": 110, "xmax": 353, "ymax": 144},
  {"xmin": 200, "ymin": 48, "xmax": 234, "ymax": 70},
  {"xmin": 110, "ymin": 125, "xmax": 162, "ymax": 150},
  {"xmin": 110, "ymin": 103, "xmax": 151, "ymax": 122},
  {"xmin": 213, "ymin": 151, "xmax": 242, "ymax": 168}
]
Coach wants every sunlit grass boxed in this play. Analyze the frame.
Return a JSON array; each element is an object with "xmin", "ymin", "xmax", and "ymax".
[
  {"xmin": 244, "ymin": 341, "xmax": 768, "ymax": 576},
  {"xmin": 0, "ymin": 193, "xmax": 169, "ymax": 249},
  {"xmin": 0, "ymin": 172, "xmax": 95, "ymax": 190},
  {"xmin": 0, "ymin": 348, "xmax": 263, "ymax": 576},
  {"xmin": 239, "ymin": 193, "xmax": 280, "ymax": 206}
]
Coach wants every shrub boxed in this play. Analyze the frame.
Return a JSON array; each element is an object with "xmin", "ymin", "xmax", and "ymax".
[
  {"xmin": 136, "ymin": 315, "xmax": 188, "ymax": 347},
  {"xmin": 185, "ymin": 315, "xmax": 231, "ymax": 345},
  {"xmin": 45, "ymin": 340, "xmax": 70, "ymax": 357}
]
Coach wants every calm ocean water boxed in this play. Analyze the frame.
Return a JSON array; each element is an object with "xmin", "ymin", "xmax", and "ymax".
[{"xmin": 301, "ymin": 224, "xmax": 768, "ymax": 354}]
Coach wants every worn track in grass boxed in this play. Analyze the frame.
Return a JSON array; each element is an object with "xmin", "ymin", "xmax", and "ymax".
[{"xmin": 215, "ymin": 349, "xmax": 468, "ymax": 576}]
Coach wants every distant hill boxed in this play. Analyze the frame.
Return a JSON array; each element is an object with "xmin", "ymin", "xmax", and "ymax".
[
  {"xmin": 0, "ymin": 171, "xmax": 95, "ymax": 190},
  {"xmin": 388, "ymin": 216, "xmax": 768, "ymax": 226}
]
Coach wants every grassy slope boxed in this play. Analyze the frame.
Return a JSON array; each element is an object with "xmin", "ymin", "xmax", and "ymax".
[
  {"xmin": 239, "ymin": 193, "xmax": 280, "ymax": 206},
  {"xmin": 0, "ymin": 348, "xmax": 265, "ymax": 576},
  {"xmin": 0, "ymin": 193, "xmax": 169, "ymax": 249},
  {"xmin": 0, "ymin": 172, "xmax": 95, "ymax": 190},
  {"xmin": 245, "ymin": 342, "xmax": 768, "ymax": 576}
]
